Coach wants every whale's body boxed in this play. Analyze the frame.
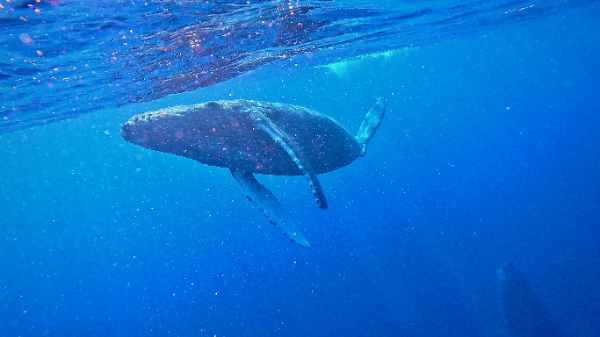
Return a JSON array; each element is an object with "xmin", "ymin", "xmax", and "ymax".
[
  {"xmin": 121, "ymin": 98, "xmax": 386, "ymax": 246},
  {"xmin": 121, "ymin": 100, "xmax": 363, "ymax": 176}
]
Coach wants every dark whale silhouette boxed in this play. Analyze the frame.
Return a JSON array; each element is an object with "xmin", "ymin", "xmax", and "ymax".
[
  {"xmin": 121, "ymin": 98, "xmax": 386, "ymax": 246},
  {"xmin": 497, "ymin": 263, "xmax": 564, "ymax": 337}
]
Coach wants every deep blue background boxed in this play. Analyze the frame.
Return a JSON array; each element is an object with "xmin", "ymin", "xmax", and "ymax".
[{"xmin": 1, "ymin": 5, "xmax": 599, "ymax": 337}]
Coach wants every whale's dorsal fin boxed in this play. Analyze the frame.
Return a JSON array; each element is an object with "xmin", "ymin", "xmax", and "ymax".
[
  {"xmin": 230, "ymin": 168, "xmax": 310, "ymax": 247},
  {"xmin": 246, "ymin": 106, "xmax": 328, "ymax": 210}
]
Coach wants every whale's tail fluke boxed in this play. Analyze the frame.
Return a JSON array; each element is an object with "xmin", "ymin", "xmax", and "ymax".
[{"xmin": 355, "ymin": 97, "xmax": 386, "ymax": 156}]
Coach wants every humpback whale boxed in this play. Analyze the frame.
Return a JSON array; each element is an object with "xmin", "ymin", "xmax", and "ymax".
[
  {"xmin": 121, "ymin": 98, "xmax": 386, "ymax": 246},
  {"xmin": 497, "ymin": 263, "xmax": 564, "ymax": 337}
]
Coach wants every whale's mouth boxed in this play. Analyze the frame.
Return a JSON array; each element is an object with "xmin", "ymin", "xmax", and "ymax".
[
  {"xmin": 120, "ymin": 120, "xmax": 149, "ymax": 146},
  {"xmin": 120, "ymin": 115, "xmax": 143, "ymax": 142},
  {"xmin": 120, "ymin": 113, "xmax": 159, "ymax": 145},
  {"xmin": 120, "ymin": 123, "xmax": 129, "ymax": 141},
  {"xmin": 120, "ymin": 121, "xmax": 134, "ymax": 141}
]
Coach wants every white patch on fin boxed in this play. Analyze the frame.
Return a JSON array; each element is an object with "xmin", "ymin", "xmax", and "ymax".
[{"xmin": 230, "ymin": 168, "xmax": 310, "ymax": 247}]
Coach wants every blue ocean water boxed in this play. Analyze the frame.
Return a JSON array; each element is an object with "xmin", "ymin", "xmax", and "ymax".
[
  {"xmin": 1, "ymin": 0, "xmax": 591, "ymax": 132},
  {"xmin": 1, "ymin": 1, "xmax": 599, "ymax": 336}
]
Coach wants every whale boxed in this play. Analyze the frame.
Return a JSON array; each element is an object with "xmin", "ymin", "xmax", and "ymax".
[
  {"xmin": 497, "ymin": 263, "xmax": 564, "ymax": 337},
  {"xmin": 121, "ymin": 98, "xmax": 386, "ymax": 246}
]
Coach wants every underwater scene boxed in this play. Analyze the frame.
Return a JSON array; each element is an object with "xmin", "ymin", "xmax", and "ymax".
[{"xmin": 1, "ymin": 1, "xmax": 599, "ymax": 336}]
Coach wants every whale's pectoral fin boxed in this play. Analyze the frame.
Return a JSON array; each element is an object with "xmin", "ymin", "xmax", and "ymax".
[
  {"xmin": 230, "ymin": 168, "xmax": 310, "ymax": 247},
  {"xmin": 355, "ymin": 97, "xmax": 386, "ymax": 156},
  {"xmin": 247, "ymin": 107, "xmax": 328, "ymax": 210}
]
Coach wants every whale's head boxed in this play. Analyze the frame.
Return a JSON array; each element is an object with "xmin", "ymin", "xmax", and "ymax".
[{"xmin": 121, "ymin": 104, "xmax": 221, "ymax": 158}]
